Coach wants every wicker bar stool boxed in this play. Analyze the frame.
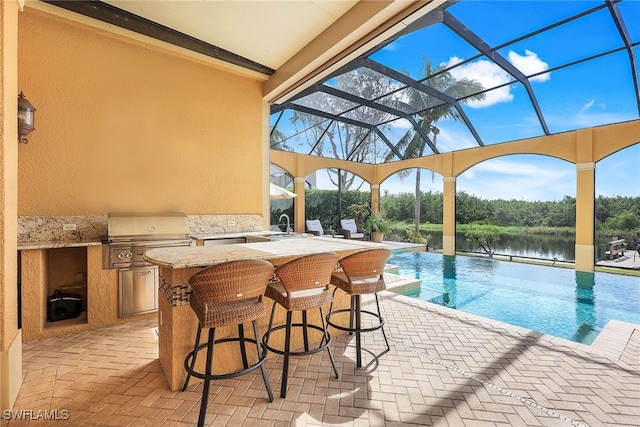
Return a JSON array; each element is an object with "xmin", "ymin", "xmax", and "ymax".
[
  {"xmin": 262, "ymin": 252, "xmax": 340, "ymax": 398},
  {"xmin": 327, "ymin": 248, "xmax": 391, "ymax": 368},
  {"xmin": 182, "ymin": 259, "xmax": 275, "ymax": 427}
]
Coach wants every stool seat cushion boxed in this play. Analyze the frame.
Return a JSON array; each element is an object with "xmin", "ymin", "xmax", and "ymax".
[
  {"xmin": 190, "ymin": 293, "xmax": 266, "ymax": 329},
  {"xmin": 330, "ymin": 271, "xmax": 386, "ymax": 295},
  {"xmin": 265, "ymin": 280, "xmax": 332, "ymax": 311},
  {"xmin": 266, "ymin": 252, "xmax": 339, "ymax": 311}
]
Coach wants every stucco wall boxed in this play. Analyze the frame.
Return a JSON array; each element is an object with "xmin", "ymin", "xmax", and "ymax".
[
  {"xmin": 17, "ymin": 8, "xmax": 266, "ymax": 216},
  {"xmin": 1, "ymin": 0, "xmax": 21, "ymax": 412}
]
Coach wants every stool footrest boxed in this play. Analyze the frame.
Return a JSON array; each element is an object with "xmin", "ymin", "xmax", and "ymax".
[
  {"xmin": 184, "ymin": 337, "xmax": 267, "ymax": 381},
  {"xmin": 326, "ymin": 308, "xmax": 385, "ymax": 333},
  {"xmin": 263, "ymin": 323, "xmax": 332, "ymax": 357}
]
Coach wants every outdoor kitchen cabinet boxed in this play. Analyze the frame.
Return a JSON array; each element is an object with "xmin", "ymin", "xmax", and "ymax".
[
  {"xmin": 46, "ymin": 247, "xmax": 88, "ymax": 318},
  {"xmin": 19, "ymin": 244, "xmax": 154, "ymax": 342},
  {"xmin": 118, "ymin": 265, "xmax": 158, "ymax": 317}
]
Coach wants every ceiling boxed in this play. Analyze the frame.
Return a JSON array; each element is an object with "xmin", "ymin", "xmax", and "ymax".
[
  {"xmin": 102, "ymin": 0, "xmax": 358, "ymax": 72},
  {"xmin": 38, "ymin": 0, "xmax": 409, "ymax": 75},
  {"xmin": 37, "ymin": 0, "xmax": 428, "ymax": 100}
]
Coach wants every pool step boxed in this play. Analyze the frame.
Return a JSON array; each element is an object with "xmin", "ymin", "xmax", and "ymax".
[
  {"xmin": 384, "ymin": 264, "xmax": 400, "ymax": 274},
  {"xmin": 384, "ymin": 272, "xmax": 420, "ymax": 296}
]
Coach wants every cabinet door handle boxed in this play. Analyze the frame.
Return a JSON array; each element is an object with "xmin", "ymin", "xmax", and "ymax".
[{"xmin": 137, "ymin": 270, "xmax": 152, "ymax": 276}]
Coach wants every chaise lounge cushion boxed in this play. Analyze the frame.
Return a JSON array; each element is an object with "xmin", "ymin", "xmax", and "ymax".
[
  {"xmin": 306, "ymin": 220, "xmax": 324, "ymax": 235},
  {"xmin": 306, "ymin": 220, "xmax": 334, "ymax": 237},
  {"xmin": 340, "ymin": 219, "xmax": 365, "ymax": 240}
]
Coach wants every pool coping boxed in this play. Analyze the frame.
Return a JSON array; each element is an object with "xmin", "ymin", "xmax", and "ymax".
[{"xmin": 380, "ymin": 287, "xmax": 640, "ymax": 364}]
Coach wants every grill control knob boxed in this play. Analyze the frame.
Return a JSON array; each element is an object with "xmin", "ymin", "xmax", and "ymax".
[
  {"xmin": 117, "ymin": 253, "xmax": 124, "ymax": 259},
  {"xmin": 125, "ymin": 252, "xmax": 132, "ymax": 258}
]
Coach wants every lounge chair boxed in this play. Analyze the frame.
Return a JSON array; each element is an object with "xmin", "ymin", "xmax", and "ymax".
[
  {"xmin": 339, "ymin": 219, "xmax": 366, "ymax": 240},
  {"xmin": 305, "ymin": 219, "xmax": 335, "ymax": 237}
]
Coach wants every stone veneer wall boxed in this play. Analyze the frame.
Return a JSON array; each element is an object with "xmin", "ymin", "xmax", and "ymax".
[
  {"xmin": 17, "ymin": 215, "xmax": 264, "ymax": 243},
  {"xmin": 18, "ymin": 216, "xmax": 108, "ymax": 243},
  {"xmin": 187, "ymin": 215, "xmax": 263, "ymax": 235}
]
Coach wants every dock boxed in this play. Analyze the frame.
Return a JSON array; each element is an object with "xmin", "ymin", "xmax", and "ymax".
[{"xmin": 596, "ymin": 248, "xmax": 640, "ymax": 270}]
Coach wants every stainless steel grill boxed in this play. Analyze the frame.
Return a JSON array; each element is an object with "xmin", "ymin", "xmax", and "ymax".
[
  {"xmin": 103, "ymin": 212, "xmax": 192, "ymax": 269},
  {"xmin": 103, "ymin": 212, "xmax": 193, "ymax": 317}
]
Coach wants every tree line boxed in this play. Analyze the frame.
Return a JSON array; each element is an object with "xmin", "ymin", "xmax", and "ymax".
[
  {"xmin": 272, "ymin": 189, "xmax": 639, "ymax": 236},
  {"xmin": 382, "ymin": 191, "xmax": 639, "ymax": 231},
  {"xmin": 382, "ymin": 190, "xmax": 581, "ymax": 228}
]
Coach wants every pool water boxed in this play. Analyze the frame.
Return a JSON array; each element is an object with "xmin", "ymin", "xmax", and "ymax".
[{"xmin": 388, "ymin": 251, "xmax": 640, "ymax": 345}]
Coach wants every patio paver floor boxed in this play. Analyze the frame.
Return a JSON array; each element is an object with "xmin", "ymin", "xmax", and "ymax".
[{"xmin": 7, "ymin": 290, "xmax": 640, "ymax": 426}]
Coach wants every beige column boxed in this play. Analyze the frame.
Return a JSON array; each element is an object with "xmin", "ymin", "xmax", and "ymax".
[
  {"xmin": 294, "ymin": 177, "xmax": 306, "ymax": 233},
  {"xmin": 575, "ymin": 162, "xmax": 596, "ymax": 273},
  {"xmin": 442, "ymin": 176, "xmax": 456, "ymax": 255},
  {"xmin": 1, "ymin": 0, "xmax": 22, "ymax": 412},
  {"xmin": 370, "ymin": 184, "xmax": 380, "ymax": 214},
  {"xmin": 262, "ymin": 101, "xmax": 271, "ymax": 231}
]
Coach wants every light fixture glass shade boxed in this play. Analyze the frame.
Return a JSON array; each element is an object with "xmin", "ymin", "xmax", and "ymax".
[{"xmin": 18, "ymin": 91, "xmax": 36, "ymax": 143}]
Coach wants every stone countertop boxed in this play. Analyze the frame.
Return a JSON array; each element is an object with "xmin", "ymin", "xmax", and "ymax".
[
  {"xmin": 189, "ymin": 231, "xmax": 315, "ymax": 241},
  {"xmin": 18, "ymin": 239, "xmax": 104, "ymax": 250},
  {"xmin": 16, "ymin": 232, "xmax": 314, "ymax": 250},
  {"xmin": 144, "ymin": 236, "xmax": 383, "ymax": 269},
  {"xmin": 189, "ymin": 231, "xmax": 280, "ymax": 240}
]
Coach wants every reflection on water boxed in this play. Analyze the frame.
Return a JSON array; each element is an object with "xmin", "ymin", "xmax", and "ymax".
[
  {"xmin": 442, "ymin": 255, "xmax": 456, "ymax": 306},
  {"xmin": 574, "ymin": 272, "xmax": 596, "ymax": 343},
  {"xmin": 427, "ymin": 231, "xmax": 576, "ymax": 260}
]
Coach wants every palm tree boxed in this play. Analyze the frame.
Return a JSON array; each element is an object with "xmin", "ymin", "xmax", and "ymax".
[{"xmin": 387, "ymin": 60, "xmax": 485, "ymax": 230}]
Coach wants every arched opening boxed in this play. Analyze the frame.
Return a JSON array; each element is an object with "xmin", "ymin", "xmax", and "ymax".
[
  {"xmin": 456, "ymin": 154, "xmax": 576, "ymax": 261},
  {"xmin": 269, "ymin": 164, "xmax": 295, "ymax": 231},
  {"xmin": 380, "ymin": 168, "xmax": 443, "ymax": 245},
  {"xmin": 305, "ymin": 168, "xmax": 370, "ymax": 233},
  {"xmin": 595, "ymin": 143, "xmax": 640, "ymax": 265}
]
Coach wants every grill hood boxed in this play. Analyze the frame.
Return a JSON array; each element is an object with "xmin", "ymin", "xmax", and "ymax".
[{"xmin": 107, "ymin": 212, "xmax": 189, "ymax": 240}]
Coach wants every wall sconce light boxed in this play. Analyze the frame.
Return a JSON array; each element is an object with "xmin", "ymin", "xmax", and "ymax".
[{"xmin": 18, "ymin": 91, "xmax": 36, "ymax": 144}]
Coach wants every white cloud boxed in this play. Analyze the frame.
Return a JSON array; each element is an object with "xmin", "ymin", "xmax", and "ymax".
[
  {"xmin": 596, "ymin": 145, "xmax": 640, "ymax": 197},
  {"xmin": 389, "ymin": 118, "xmax": 413, "ymax": 130},
  {"xmin": 433, "ymin": 123, "xmax": 478, "ymax": 152},
  {"xmin": 581, "ymin": 99, "xmax": 596, "ymax": 113},
  {"xmin": 385, "ymin": 118, "xmax": 478, "ymax": 153},
  {"xmin": 381, "ymin": 169, "xmax": 443, "ymax": 195},
  {"xmin": 545, "ymin": 108, "xmax": 634, "ymax": 130},
  {"xmin": 578, "ymin": 98, "xmax": 608, "ymax": 115},
  {"xmin": 443, "ymin": 57, "xmax": 513, "ymax": 108},
  {"xmin": 440, "ymin": 49, "xmax": 550, "ymax": 109},
  {"xmin": 382, "ymin": 42, "xmax": 398, "ymax": 52},
  {"xmin": 473, "ymin": 158, "xmax": 557, "ymax": 177},
  {"xmin": 458, "ymin": 157, "xmax": 575, "ymax": 201},
  {"xmin": 507, "ymin": 49, "xmax": 550, "ymax": 82}
]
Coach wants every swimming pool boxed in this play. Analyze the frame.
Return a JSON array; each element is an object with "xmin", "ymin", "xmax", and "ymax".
[{"xmin": 387, "ymin": 251, "xmax": 640, "ymax": 345}]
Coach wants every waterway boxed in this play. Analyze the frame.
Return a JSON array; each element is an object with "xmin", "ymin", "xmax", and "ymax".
[{"xmin": 426, "ymin": 231, "xmax": 576, "ymax": 260}]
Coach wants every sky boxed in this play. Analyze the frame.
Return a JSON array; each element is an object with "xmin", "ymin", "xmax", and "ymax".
[{"xmin": 272, "ymin": 0, "xmax": 640, "ymax": 201}]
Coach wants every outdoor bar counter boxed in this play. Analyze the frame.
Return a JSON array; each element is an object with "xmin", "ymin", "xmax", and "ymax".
[{"xmin": 144, "ymin": 236, "xmax": 384, "ymax": 391}]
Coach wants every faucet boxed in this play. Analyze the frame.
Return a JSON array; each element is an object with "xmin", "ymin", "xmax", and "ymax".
[{"xmin": 279, "ymin": 213, "xmax": 291, "ymax": 234}]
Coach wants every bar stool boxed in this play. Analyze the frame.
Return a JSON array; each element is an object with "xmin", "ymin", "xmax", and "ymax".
[
  {"xmin": 182, "ymin": 259, "xmax": 275, "ymax": 427},
  {"xmin": 327, "ymin": 248, "xmax": 391, "ymax": 368},
  {"xmin": 262, "ymin": 252, "xmax": 340, "ymax": 398}
]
